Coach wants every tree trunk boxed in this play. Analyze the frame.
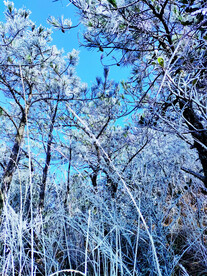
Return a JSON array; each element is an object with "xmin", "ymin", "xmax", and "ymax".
[
  {"xmin": 0, "ymin": 112, "xmax": 27, "ymax": 215},
  {"xmin": 180, "ymin": 100, "xmax": 207, "ymax": 187},
  {"xmin": 39, "ymin": 101, "xmax": 59, "ymax": 209},
  {"xmin": 0, "ymin": 85, "xmax": 32, "ymax": 216}
]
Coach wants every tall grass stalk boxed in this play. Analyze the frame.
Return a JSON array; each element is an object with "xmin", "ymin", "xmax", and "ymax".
[
  {"xmin": 17, "ymin": 167, "xmax": 23, "ymax": 276},
  {"xmin": 85, "ymin": 209, "xmax": 91, "ymax": 275}
]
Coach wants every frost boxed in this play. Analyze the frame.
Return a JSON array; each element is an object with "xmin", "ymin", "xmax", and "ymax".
[
  {"xmin": 67, "ymin": 48, "xmax": 80, "ymax": 65},
  {"xmin": 192, "ymin": 8, "xmax": 207, "ymax": 16}
]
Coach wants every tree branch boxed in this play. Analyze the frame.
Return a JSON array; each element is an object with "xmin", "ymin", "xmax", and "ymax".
[{"xmin": 181, "ymin": 166, "xmax": 206, "ymax": 182}]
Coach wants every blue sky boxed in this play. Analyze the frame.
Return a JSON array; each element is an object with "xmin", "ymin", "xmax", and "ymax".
[{"xmin": 0, "ymin": 0, "xmax": 130, "ymax": 86}]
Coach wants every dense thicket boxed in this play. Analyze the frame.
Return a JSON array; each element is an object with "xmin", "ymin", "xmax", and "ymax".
[{"xmin": 0, "ymin": 1, "xmax": 206, "ymax": 275}]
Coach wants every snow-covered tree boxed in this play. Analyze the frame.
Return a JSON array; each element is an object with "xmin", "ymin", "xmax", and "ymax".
[
  {"xmin": 0, "ymin": 1, "xmax": 83, "ymax": 213},
  {"xmin": 64, "ymin": 0, "xmax": 207, "ymax": 190}
]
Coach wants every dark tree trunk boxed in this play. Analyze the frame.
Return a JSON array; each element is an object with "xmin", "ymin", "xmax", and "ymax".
[
  {"xmin": 0, "ymin": 84, "xmax": 32, "ymax": 215},
  {"xmin": 64, "ymin": 145, "xmax": 72, "ymax": 206},
  {"xmin": 90, "ymin": 171, "xmax": 98, "ymax": 188},
  {"xmin": 180, "ymin": 100, "xmax": 207, "ymax": 187},
  {"xmin": 39, "ymin": 101, "xmax": 59, "ymax": 209},
  {"xmin": 0, "ymin": 112, "xmax": 27, "ymax": 215},
  {"xmin": 106, "ymin": 174, "xmax": 117, "ymax": 198}
]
